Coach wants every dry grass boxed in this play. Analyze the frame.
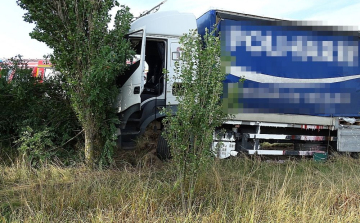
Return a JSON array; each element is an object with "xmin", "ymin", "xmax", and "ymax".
[
  {"xmin": 1, "ymin": 154, "xmax": 360, "ymax": 222},
  {"xmin": 113, "ymin": 122, "xmax": 162, "ymax": 168}
]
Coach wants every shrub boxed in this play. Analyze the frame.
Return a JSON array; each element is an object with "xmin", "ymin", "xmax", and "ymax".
[{"xmin": 0, "ymin": 55, "xmax": 82, "ymax": 165}]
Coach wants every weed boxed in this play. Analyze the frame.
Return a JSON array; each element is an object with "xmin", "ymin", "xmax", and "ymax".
[{"xmin": 1, "ymin": 157, "xmax": 360, "ymax": 222}]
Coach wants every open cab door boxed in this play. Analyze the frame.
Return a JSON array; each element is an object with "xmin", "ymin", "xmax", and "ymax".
[{"xmin": 116, "ymin": 28, "xmax": 146, "ymax": 113}]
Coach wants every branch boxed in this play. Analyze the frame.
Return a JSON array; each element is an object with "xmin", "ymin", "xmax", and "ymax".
[{"xmin": 60, "ymin": 129, "xmax": 84, "ymax": 148}]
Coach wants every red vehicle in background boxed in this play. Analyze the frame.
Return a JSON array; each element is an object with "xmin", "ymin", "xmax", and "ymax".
[
  {"xmin": 0, "ymin": 59, "xmax": 54, "ymax": 82},
  {"xmin": 30, "ymin": 60, "xmax": 54, "ymax": 83}
]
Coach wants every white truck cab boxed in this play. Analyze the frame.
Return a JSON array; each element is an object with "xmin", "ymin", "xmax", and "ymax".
[{"xmin": 116, "ymin": 11, "xmax": 197, "ymax": 147}]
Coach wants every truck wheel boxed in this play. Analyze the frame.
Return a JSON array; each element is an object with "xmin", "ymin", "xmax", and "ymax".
[
  {"xmin": 350, "ymin": 152, "xmax": 359, "ymax": 159},
  {"xmin": 157, "ymin": 134, "xmax": 171, "ymax": 160},
  {"xmin": 116, "ymin": 131, "xmax": 122, "ymax": 149}
]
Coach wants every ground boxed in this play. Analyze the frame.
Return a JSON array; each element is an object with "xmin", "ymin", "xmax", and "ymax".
[{"xmin": 1, "ymin": 154, "xmax": 360, "ymax": 222}]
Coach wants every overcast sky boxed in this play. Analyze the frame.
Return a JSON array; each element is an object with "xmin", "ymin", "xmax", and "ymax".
[{"xmin": 1, "ymin": 0, "xmax": 360, "ymax": 59}]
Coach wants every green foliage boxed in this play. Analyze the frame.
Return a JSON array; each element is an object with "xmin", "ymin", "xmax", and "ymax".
[
  {"xmin": 0, "ymin": 55, "xmax": 82, "ymax": 165},
  {"xmin": 16, "ymin": 126, "xmax": 56, "ymax": 167},
  {"xmin": 162, "ymin": 29, "xmax": 229, "ymax": 210},
  {"xmin": 17, "ymin": 0, "xmax": 134, "ymax": 166}
]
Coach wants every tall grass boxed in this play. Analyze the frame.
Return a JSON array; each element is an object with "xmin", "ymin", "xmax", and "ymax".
[{"xmin": 1, "ymin": 155, "xmax": 360, "ymax": 222}]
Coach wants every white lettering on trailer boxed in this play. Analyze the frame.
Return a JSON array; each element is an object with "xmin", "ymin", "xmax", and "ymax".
[{"xmin": 230, "ymin": 28, "xmax": 358, "ymax": 66}]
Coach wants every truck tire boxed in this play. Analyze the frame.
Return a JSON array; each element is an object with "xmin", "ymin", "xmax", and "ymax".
[
  {"xmin": 157, "ymin": 134, "xmax": 171, "ymax": 160},
  {"xmin": 116, "ymin": 131, "xmax": 122, "ymax": 150}
]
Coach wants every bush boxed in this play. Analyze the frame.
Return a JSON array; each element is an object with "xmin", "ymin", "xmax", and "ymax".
[
  {"xmin": 0, "ymin": 55, "xmax": 82, "ymax": 165},
  {"xmin": 162, "ymin": 29, "xmax": 228, "ymax": 211}
]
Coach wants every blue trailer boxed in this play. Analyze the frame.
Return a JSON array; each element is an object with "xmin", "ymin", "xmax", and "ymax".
[{"xmin": 116, "ymin": 9, "xmax": 360, "ymax": 158}]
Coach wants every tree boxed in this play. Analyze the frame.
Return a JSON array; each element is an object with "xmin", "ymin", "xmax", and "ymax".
[
  {"xmin": 162, "ymin": 29, "xmax": 229, "ymax": 211},
  {"xmin": 17, "ymin": 0, "xmax": 134, "ymax": 166}
]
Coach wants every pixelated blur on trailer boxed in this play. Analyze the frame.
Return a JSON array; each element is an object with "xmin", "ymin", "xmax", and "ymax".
[{"xmin": 196, "ymin": 11, "xmax": 360, "ymax": 118}]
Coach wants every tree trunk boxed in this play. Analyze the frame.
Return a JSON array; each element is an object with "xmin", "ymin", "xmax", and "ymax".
[{"xmin": 84, "ymin": 128, "xmax": 94, "ymax": 167}]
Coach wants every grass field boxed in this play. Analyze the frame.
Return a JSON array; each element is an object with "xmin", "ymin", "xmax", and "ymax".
[{"xmin": 1, "ymin": 155, "xmax": 360, "ymax": 222}]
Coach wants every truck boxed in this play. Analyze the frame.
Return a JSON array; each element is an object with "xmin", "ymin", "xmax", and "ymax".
[{"xmin": 115, "ymin": 8, "xmax": 360, "ymax": 159}]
